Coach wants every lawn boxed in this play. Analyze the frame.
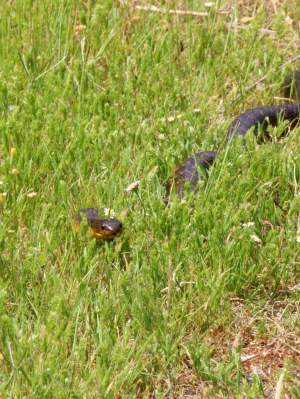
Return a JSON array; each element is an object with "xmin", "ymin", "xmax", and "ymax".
[{"xmin": 0, "ymin": 1, "xmax": 300, "ymax": 397}]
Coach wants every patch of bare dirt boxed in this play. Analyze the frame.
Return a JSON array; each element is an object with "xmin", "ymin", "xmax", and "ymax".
[{"xmin": 172, "ymin": 295, "xmax": 300, "ymax": 398}]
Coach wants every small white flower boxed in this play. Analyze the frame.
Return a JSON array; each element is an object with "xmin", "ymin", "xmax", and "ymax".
[
  {"xmin": 167, "ymin": 114, "xmax": 183, "ymax": 122},
  {"xmin": 241, "ymin": 222, "xmax": 255, "ymax": 228},
  {"xmin": 250, "ymin": 234, "xmax": 262, "ymax": 244},
  {"xmin": 103, "ymin": 207, "xmax": 115, "ymax": 217},
  {"xmin": 27, "ymin": 192, "xmax": 37, "ymax": 198}
]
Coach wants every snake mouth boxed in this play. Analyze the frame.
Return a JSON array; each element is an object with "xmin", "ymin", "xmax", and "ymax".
[{"xmin": 74, "ymin": 208, "xmax": 123, "ymax": 240}]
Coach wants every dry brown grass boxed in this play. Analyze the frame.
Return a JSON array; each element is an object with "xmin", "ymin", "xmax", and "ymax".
[{"xmin": 169, "ymin": 294, "xmax": 300, "ymax": 398}]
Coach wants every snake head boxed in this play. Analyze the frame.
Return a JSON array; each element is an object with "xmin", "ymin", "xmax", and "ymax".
[
  {"xmin": 74, "ymin": 208, "xmax": 123, "ymax": 240},
  {"xmin": 88, "ymin": 218, "xmax": 123, "ymax": 240}
]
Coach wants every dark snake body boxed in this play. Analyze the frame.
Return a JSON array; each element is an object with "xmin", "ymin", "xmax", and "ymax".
[
  {"xmin": 172, "ymin": 71, "xmax": 300, "ymax": 195},
  {"xmin": 227, "ymin": 103, "xmax": 300, "ymax": 138}
]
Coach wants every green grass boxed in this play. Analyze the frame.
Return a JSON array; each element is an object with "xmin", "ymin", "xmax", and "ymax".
[{"xmin": 0, "ymin": 1, "xmax": 300, "ymax": 397}]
